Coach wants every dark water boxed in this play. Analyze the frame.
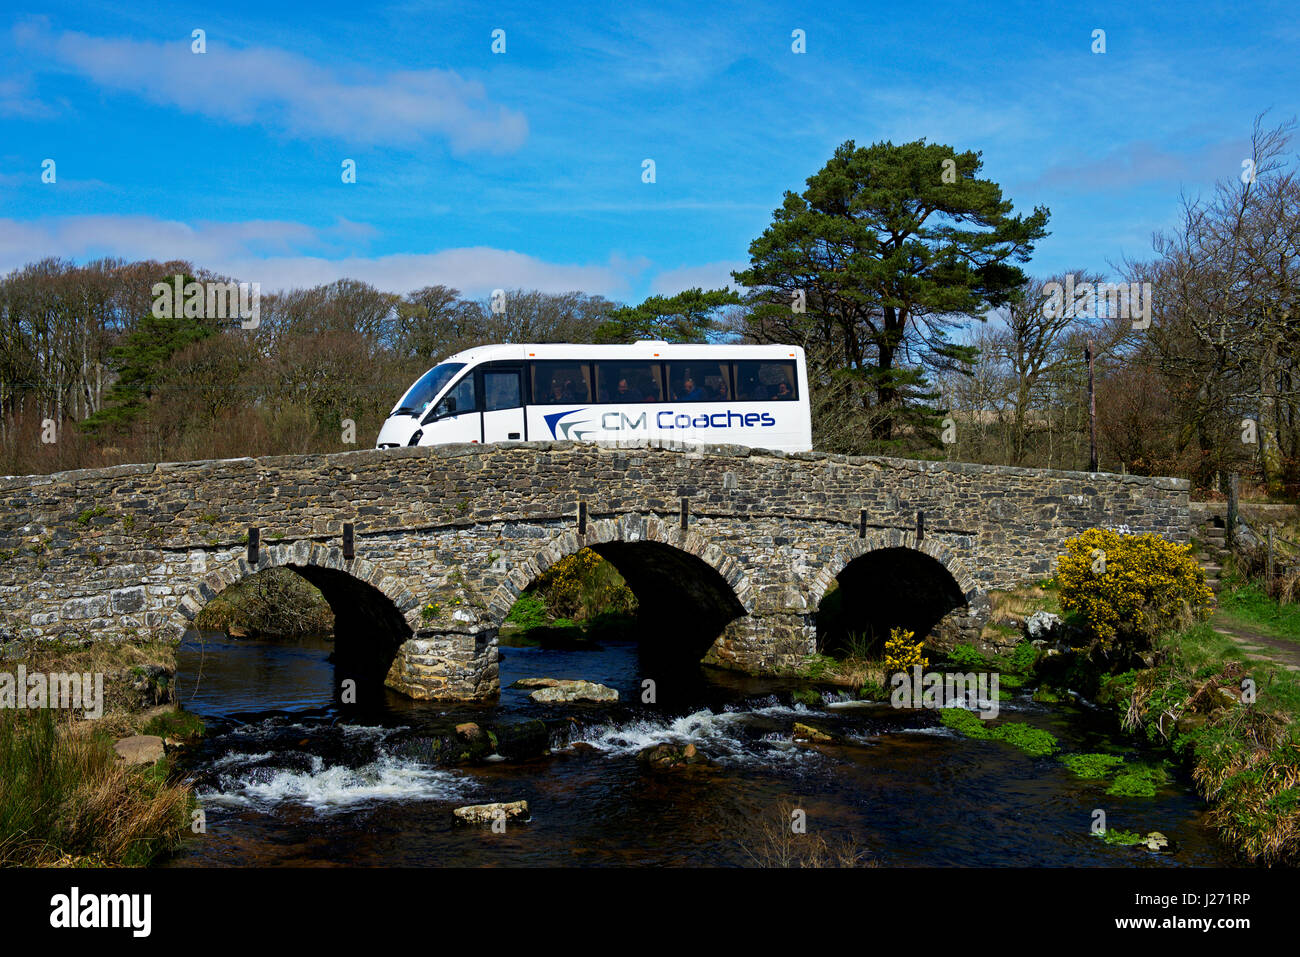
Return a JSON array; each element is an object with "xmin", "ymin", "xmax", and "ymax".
[{"xmin": 163, "ymin": 632, "xmax": 1237, "ymax": 867}]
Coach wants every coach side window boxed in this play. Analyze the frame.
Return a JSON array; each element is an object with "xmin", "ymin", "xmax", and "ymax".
[
  {"xmin": 734, "ymin": 361, "xmax": 798, "ymax": 401},
  {"xmin": 532, "ymin": 361, "xmax": 592, "ymax": 404},
  {"xmin": 595, "ymin": 362, "xmax": 664, "ymax": 403},
  {"xmin": 667, "ymin": 361, "xmax": 731, "ymax": 402}
]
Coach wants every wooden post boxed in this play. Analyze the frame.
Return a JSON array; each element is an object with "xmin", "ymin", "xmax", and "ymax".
[
  {"xmin": 916, "ymin": 510, "xmax": 925, "ymax": 544},
  {"xmin": 343, "ymin": 523, "xmax": 354, "ymax": 560},
  {"xmin": 247, "ymin": 526, "xmax": 259, "ymax": 565},
  {"xmin": 1226, "ymin": 473, "xmax": 1239, "ymax": 549},
  {"xmin": 680, "ymin": 497, "xmax": 688, "ymax": 531},
  {"xmin": 577, "ymin": 501, "xmax": 587, "ymax": 536},
  {"xmin": 1267, "ymin": 527, "xmax": 1275, "ymax": 591},
  {"xmin": 858, "ymin": 509, "xmax": 867, "ymax": 539}
]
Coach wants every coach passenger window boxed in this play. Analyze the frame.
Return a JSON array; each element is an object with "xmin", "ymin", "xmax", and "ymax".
[
  {"xmin": 428, "ymin": 374, "xmax": 478, "ymax": 421},
  {"xmin": 483, "ymin": 370, "xmax": 522, "ymax": 412},
  {"xmin": 595, "ymin": 362, "xmax": 664, "ymax": 403},
  {"xmin": 734, "ymin": 361, "xmax": 798, "ymax": 401},
  {"xmin": 667, "ymin": 361, "xmax": 731, "ymax": 402},
  {"xmin": 532, "ymin": 361, "xmax": 592, "ymax": 404}
]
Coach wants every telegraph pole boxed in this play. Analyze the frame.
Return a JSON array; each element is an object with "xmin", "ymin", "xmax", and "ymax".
[{"xmin": 1085, "ymin": 338, "xmax": 1098, "ymax": 472}]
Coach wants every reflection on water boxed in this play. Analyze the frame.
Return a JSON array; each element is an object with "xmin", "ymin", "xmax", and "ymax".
[{"xmin": 164, "ymin": 632, "xmax": 1235, "ymax": 868}]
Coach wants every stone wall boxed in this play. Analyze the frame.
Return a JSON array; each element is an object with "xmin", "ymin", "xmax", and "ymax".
[{"xmin": 0, "ymin": 442, "xmax": 1190, "ymax": 698}]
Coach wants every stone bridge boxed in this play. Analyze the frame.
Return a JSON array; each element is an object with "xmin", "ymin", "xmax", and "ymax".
[{"xmin": 0, "ymin": 442, "xmax": 1190, "ymax": 700}]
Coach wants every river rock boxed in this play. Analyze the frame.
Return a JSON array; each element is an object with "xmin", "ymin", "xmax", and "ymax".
[
  {"xmin": 453, "ymin": 800, "xmax": 530, "ymax": 825},
  {"xmin": 528, "ymin": 680, "xmax": 618, "ymax": 703},
  {"xmin": 1143, "ymin": 831, "xmax": 1170, "ymax": 852},
  {"xmin": 1026, "ymin": 611, "xmax": 1063, "ymax": 640},
  {"xmin": 792, "ymin": 721, "xmax": 837, "ymax": 743},
  {"xmin": 113, "ymin": 735, "xmax": 165, "ymax": 765},
  {"xmin": 636, "ymin": 742, "xmax": 713, "ymax": 769},
  {"xmin": 512, "ymin": 677, "xmax": 561, "ymax": 688}
]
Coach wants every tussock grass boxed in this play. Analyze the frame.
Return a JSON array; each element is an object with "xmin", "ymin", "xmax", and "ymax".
[
  {"xmin": 1109, "ymin": 621, "xmax": 1300, "ymax": 865},
  {"xmin": 0, "ymin": 708, "xmax": 193, "ymax": 867}
]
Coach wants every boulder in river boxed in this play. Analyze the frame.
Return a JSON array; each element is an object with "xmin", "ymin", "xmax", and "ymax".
[
  {"xmin": 453, "ymin": 800, "xmax": 530, "ymax": 825},
  {"xmin": 527, "ymin": 679, "xmax": 618, "ymax": 703},
  {"xmin": 636, "ymin": 742, "xmax": 714, "ymax": 770},
  {"xmin": 792, "ymin": 721, "xmax": 837, "ymax": 743},
  {"xmin": 1143, "ymin": 831, "xmax": 1170, "ymax": 852}
]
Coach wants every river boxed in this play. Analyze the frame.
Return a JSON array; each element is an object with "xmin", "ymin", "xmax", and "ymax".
[{"xmin": 162, "ymin": 631, "xmax": 1236, "ymax": 867}]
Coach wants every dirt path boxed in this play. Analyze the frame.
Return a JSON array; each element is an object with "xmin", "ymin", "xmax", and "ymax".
[{"xmin": 1210, "ymin": 614, "xmax": 1300, "ymax": 673}]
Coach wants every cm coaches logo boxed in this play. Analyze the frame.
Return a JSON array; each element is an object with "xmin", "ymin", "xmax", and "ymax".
[{"xmin": 544, "ymin": 408, "xmax": 777, "ymax": 439}]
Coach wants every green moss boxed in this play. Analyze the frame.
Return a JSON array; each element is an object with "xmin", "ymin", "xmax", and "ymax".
[
  {"xmin": 947, "ymin": 643, "xmax": 990, "ymax": 669},
  {"xmin": 938, "ymin": 708, "xmax": 1059, "ymax": 757},
  {"xmin": 792, "ymin": 688, "xmax": 823, "ymax": 707},
  {"xmin": 1032, "ymin": 687, "xmax": 1063, "ymax": 703},
  {"xmin": 1095, "ymin": 827, "xmax": 1144, "ymax": 846},
  {"xmin": 1062, "ymin": 752, "xmax": 1126, "ymax": 778},
  {"xmin": 1106, "ymin": 762, "xmax": 1170, "ymax": 798},
  {"xmin": 141, "ymin": 709, "xmax": 205, "ymax": 741},
  {"xmin": 76, "ymin": 506, "xmax": 108, "ymax": 526},
  {"xmin": 994, "ymin": 641, "xmax": 1039, "ymax": 675},
  {"xmin": 858, "ymin": 680, "xmax": 887, "ymax": 701}
]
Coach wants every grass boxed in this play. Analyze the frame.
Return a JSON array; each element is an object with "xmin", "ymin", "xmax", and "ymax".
[
  {"xmin": 738, "ymin": 800, "xmax": 875, "ymax": 868},
  {"xmin": 1215, "ymin": 580, "xmax": 1300, "ymax": 644},
  {"xmin": 1103, "ymin": 620, "xmax": 1300, "ymax": 864},
  {"xmin": 0, "ymin": 708, "xmax": 193, "ymax": 866}
]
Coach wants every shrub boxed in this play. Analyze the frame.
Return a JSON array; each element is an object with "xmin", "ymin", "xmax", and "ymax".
[
  {"xmin": 1055, "ymin": 528, "xmax": 1213, "ymax": 646},
  {"xmin": 505, "ymin": 590, "xmax": 548, "ymax": 630},
  {"xmin": 535, "ymin": 548, "xmax": 636, "ymax": 621},
  {"xmin": 947, "ymin": 643, "xmax": 990, "ymax": 669},
  {"xmin": 883, "ymin": 627, "xmax": 928, "ymax": 672}
]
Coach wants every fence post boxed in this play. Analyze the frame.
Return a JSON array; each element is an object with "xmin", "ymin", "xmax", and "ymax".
[
  {"xmin": 1226, "ymin": 473, "xmax": 1239, "ymax": 549},
  {"xmin": 1267, "ymin": 527, "xmax": 1275, "ymax": 592}
]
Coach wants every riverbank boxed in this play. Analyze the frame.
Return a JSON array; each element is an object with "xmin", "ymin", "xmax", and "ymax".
[{"xmin": 0, "ymin": 640, "xmax": 199, "ymax": 867}]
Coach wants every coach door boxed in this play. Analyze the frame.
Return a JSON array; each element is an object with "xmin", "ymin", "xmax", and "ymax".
[{"xmin": 481, "ymin": 365, "xmax": 527, "ymax": 443}]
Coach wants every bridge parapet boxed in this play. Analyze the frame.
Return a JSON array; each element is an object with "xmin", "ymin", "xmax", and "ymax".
[{"xmin": 0, "ymin": 442, "xmax": 1190, "ymax": 699}]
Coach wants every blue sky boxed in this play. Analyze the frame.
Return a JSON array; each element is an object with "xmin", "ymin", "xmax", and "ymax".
[{"xmin": 2, "ymin": 0, "xmax": 1297, "ymax": 303}]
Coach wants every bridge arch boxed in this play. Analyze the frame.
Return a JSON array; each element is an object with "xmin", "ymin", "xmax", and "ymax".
[
  {"xmin": 173, "ymin": 541, "xmax": 417, "ymax": 689},
  {"xmin": 810, "ymin": 530, "xmax": 987, "ymax": 654},
  {"xmin": 487, "ymin": 514, "xmax": 754, "ymax": 662}
]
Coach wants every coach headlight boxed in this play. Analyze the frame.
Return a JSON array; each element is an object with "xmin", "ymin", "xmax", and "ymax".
[{"xmin": 407, "ymin": 430, "xmax": 423, "ymax": 446}]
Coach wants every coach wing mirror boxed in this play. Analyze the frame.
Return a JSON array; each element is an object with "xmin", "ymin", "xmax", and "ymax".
[{"xmin": 426, "ymin": 395, "xmax": 457, "ymax": 423}]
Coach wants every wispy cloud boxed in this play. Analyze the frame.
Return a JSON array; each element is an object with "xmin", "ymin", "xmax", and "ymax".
[
  {"xmin": 0, "ymin": 214, "xmax": 648, "ymax": 297},
  {"xmin": 14, "ymin": 18, "xmax": 528, "ymax": 153}
]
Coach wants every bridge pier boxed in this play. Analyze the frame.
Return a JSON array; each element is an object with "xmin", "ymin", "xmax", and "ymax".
[{"xmin": 385, "ymin": 628, "xmax": 499, "ymax": 701}]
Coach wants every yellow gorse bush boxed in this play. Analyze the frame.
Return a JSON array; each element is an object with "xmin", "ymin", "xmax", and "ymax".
[
  {"xmin": 536, "ymin": 547, "xmax": 636, "ymax": 619},
  {"xmin": 1055, "ymin": 528, "xmax": 1213, "ymax": 644},
  {"xmin": 883, "ymin": 627, "xmax": 928, "ymax": 671}
]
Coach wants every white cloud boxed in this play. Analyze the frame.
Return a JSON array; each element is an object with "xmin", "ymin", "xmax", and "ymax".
[
  {"xmin": 14, "ymin": 19, "xmax": 527, "ymax": 153},
  {"xmin": 0, "ymin": 215, "xmax": 646, "ymax": 297},
  {"xmin": 649, "ymin": 260, "xmax": 748, "ymax": 296}
]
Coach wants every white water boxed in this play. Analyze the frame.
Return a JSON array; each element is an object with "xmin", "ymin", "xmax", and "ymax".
[{"xmin": 201, "ymin": 753, "xmax": 474, "ymax": 812}]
